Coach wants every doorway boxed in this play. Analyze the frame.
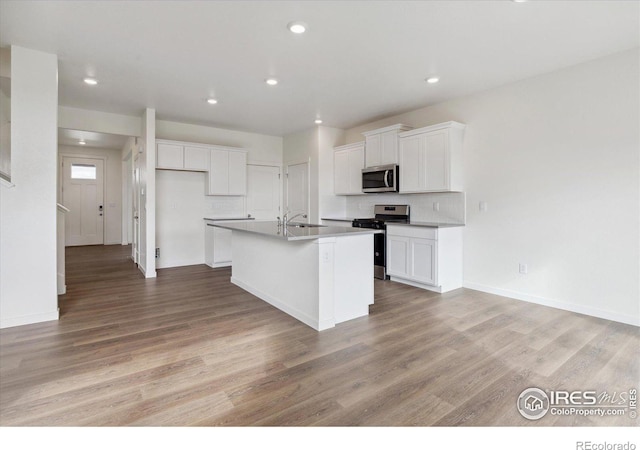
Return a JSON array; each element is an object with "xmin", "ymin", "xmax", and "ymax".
[{"xmin": 62, "ymin": 156, "xmax": 105, "ymax": 246}]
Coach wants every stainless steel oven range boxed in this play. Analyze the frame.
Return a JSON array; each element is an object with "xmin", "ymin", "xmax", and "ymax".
[{"xmin": 352, "ymin": 204, "xmax": 410, "ymax": 280}]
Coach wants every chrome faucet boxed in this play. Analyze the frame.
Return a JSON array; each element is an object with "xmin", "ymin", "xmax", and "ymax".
[{"xmin": 283, "ymin": 211, "xmax": 307, "ymax": 226}]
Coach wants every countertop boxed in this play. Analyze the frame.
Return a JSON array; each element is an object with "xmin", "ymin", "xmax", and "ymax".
[
  {"xmin": 321, "ymin": 217, "xmax": 371, "ymax": 222},
  {"xmin": 204, "ymin": 217, "xmax": 255, "ymax": 221},
  {"xmin": 210, "ymin": 220, "xmax": 381, "ymax": 241},
  {"xmin": 388, "ymin": 221, "xmax": 465, "ymax": 228}
]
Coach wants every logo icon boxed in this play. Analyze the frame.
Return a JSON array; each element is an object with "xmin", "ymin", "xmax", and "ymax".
[{"xmin": 518, "ymin": 387, "xmax": 550, "ymax": 420}]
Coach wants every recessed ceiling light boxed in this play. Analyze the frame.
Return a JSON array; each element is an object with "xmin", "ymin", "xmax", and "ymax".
[
  {"xmin": 207, "ymin": 98, "xmax": 218, "ymax": 105},
  {"xmin": 426, "ymin": 77, "xmax": 440, "ymax": 84},
  {"xmin": 314, "ymin": 119, "xmax": 323, "ymax": 125},
  {"xmin": 83, "ymin": 77, "xmax": 98, "ymax": 85},
  {"xmin": 288, "ymin": 21, "xmax": 307, "ymax": 34},
  {"xmin": 78, "ymin": 140, "xmax": 86, "ymax": 145},
  {"xmin": 265, "ymin": 78, "xmax": 278, "ymax": 86},
  {"xmin": 512, "ymin": 0, "xmax": 528, "ymax": 2}
]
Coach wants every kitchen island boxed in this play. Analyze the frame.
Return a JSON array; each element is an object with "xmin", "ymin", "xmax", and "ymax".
[{"xmin": 210, "ymin": 221, "xmax": 379, "ymax": 330}]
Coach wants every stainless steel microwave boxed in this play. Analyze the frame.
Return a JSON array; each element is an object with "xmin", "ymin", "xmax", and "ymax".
[{"xmin": 362, "ymin": 164, "xmax": 399, "ymax": 193}]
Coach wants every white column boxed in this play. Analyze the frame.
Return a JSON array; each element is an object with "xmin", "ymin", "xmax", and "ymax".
[
  {"xmin": 0, "ymin": 46, "xmax": 58, "ymax": 328},
  {"xmin": 139, "ymin": 108, "xmax": 156, "ymax": 278}
]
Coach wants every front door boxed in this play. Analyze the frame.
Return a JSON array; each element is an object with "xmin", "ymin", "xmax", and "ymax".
[
  {"xmin": 246, "ymin": 165, "xmax": 281, "ymax": 220},
  {"xmin": 62, "ymin": 156, "xmax": 105, "ymax": 246}
]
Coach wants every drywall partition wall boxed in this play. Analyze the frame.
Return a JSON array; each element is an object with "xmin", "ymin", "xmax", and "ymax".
[
  {"xmin": 283, "ymin": 128, "xmax": 317, "ymax": 222},
  {"xmin": 58, "ymin": 145, "xmax": 123, "ymax": 245},
  {"xmin": 121, "ymin": 137, "xmax": 135, "ymax": 245},
  {"xmin": 345, "ymin": 49, "xmax": 640, "ymax": 326},
  {"xmin": 0, "ymin": 46, "xmax": 58, "ymax": 328},
  {"xmin": 59, "ymin": 106, "xmax": 141, "ymax": 138},
  {"xmin": 282, "ymin": 126, "xmax": 347, "ymax": 224},
  {"xmin": 139, "ymin": 108, "xmax": 156, "ymax": 278},
  {"xmin": 318, "ymin": 126, "xmax": 347, "ymax": 220}
]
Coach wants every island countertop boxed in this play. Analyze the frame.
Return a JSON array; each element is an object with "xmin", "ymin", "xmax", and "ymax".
[{"xmin": 211, "ymin": 220, "xmax": 380, "ymax": 241}]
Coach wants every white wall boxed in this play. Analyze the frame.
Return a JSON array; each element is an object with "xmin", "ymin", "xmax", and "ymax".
[
  {"xmin": 155, "ymin": 120, "xmax": 283, "ymax": 268},
  {"xmin": 58, "ymin": 145, "xmax": 123, "ymax": 245},
  {"xmin": 318, "ymin": 127, "xmax": 347, "ymax": 220},
  {"xmin": 345, "ymin": 49, "xmax": 640, "ymax": 326},
  {"xmin": 59, "ymin": 106, "xmax": 141, "ymax": 138},
  {"xmin": 0, "ymin": 83, "xmax": 10, "ymax": 181},
  {"xmin": 0, "ymin": 46, "xmax": 58, "ymax": 328},
  {"xmin": 283, "ymin": 126, "xmax": 346, "ymax": 224},
  {"xmin": 284, "ymin": 128, "xmax": 317, "ymax": 221}
]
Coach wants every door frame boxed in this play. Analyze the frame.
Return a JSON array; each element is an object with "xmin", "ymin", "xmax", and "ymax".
[
  {"xmin": 59, "ymin": 153, "xmax": 108, "ymax": 245},
  {"xmin": 121, "ymin": 150, "xmax": 133, "ymax": 246}
]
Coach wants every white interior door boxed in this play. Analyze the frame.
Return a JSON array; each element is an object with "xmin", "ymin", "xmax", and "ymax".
[
  {"xmin": 246, "ymin": 165, "xmax": 281, "ymax": 220},
  {"xmin": 62, "ymin": 156, "xmax": 105, "ymax": 246},
  {"xmin": 286, "ymin": 162, "xmax": 309, "ymax": 222}
]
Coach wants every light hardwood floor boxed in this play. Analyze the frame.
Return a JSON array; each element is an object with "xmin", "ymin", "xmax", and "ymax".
[{"xmin": 0, "ymin": 244, "xmax": 637, "ymax": 426}]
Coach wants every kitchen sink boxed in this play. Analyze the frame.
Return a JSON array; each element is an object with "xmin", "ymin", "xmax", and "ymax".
[{"xmin": 286, "ymin": 222, "xmax": 326, "ymax": 228}]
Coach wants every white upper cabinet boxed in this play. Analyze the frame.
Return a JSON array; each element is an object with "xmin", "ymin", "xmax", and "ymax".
[
  {"xmin": 334, "ymin": 142, "xmax": 365, "ymax": 195},
  {"xmin": 156, "ymin": 142, "xmax": 184, "ymax": 170},
  {"xmin": 398, "ymin": 121, "xmax": 465, "ymax": 193},
  {"xmin": 156, "ymin": 140, "xmax": 210, "ymax": 171},
  {"xmin": 362, "ymin": 124, "xmax": 412, "ymax": 168},
  {"xmin": 157, "ymin": 139, "xmax": 247, "ymax": 196},
  {"xmin": 183, "ymin": 145, "xmax": 210, "ymax": 171},
  {"xmin": 207, "ymin": 147, "xmax": 247, "ymax": 196}
]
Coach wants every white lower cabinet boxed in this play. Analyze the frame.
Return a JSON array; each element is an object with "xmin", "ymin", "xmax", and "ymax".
[
  {"xmin": 386, "ymin": 224, "xmax": 462, "ymax": 293},
  {"xmin": 205, "ymin": 221, "xmax": 234, "ymax": 268}
]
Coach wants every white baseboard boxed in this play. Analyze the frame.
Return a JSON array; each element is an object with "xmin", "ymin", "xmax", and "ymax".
[
  {"xmin": 389, "ymin": 276, "xmax": 444, "ymax": 293},
  {"xmin": 231, "ymin": 276, "xmax": 327, "ymax": 330},
  {"xmin": 157, "ymin": 258, "xmax": 205, "ymax": 269},
  {"xmin": 0, "ymin": 309, "xmax": 59, "ymax": 329},
  {"xmin": 138, "ymin": 264, "xmax": 157, "ymax": 279},
  {"xmin": 463, "ymin": 281, "xmax": 639, "ymax": 327}
]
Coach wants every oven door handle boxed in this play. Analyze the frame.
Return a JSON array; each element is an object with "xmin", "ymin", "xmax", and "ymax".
[{"xmin": 384, "ymin": 170, "xmax": 390, "ymax": 188}]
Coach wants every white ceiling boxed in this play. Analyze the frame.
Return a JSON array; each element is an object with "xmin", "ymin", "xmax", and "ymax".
[{"xmin": 1, "ymin": 1, "xmax": 638, "ymax": 136}]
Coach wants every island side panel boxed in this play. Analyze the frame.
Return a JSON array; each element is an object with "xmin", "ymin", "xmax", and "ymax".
[
  {"xmin": 333, "ymin": 234, "xmax": 374, "ymax": 323},
  {"xmin": 230, "ymin": 231, "xmax": 324, "ymax": 330}
]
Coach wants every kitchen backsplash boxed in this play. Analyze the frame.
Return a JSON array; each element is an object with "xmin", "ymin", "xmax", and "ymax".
[
  {"xmin": 205, "ymin": 195, "xmax": 245, "ymax": 218},
  {"xmin": 345, "ymin": 192, "xmax": 466, "ymax": 223}
]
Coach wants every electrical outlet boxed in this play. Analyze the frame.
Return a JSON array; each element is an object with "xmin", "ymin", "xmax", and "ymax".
[
  {"xmin": 519, "ymin": 263, "xmax": 528, "ymax": 274},
  {"xmin": 433, "ymin": 202, "xmax": 440, "ymax": 212}
]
